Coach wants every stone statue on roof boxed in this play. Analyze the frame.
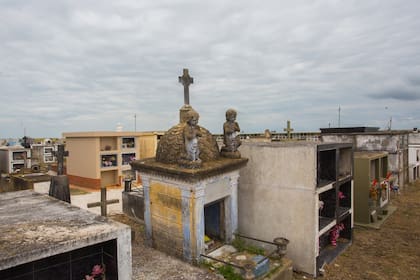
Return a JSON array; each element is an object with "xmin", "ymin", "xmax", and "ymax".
[{"xmin": 221, "ymin": 108, "xmax": 241, "ymax": 158}]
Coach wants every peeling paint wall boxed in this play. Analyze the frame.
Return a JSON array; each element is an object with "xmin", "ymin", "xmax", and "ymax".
[
  {"xmin": 140, "ymin": 169, "xmax": 241, "ymax": 263},
  {"xmin": 149, "ymin": 181, "xmax": 184, "ymax": 258}
]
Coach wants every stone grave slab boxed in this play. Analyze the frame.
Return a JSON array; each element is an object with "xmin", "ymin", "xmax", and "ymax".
[{"xmin": 0, "ymin": 190, "xmax": 131, "ymax": 280}]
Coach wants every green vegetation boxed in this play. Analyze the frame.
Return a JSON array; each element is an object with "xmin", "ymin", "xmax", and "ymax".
[
  {"xmin": 217, "ymin": 265, "xmax": 243, "ymax": 280},
  {"xmin": 232, "ymin": 237, "xmax": 265, "ymax": 255}
]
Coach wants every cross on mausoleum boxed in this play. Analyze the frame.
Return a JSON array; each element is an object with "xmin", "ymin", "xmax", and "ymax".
[
  {"xmin": 54, "ymin": 144, "xmax": 69, "ymax": 176},
  {"xmin": 284, "ymin": 120, "xmax": 294, "ymax": 140},
  {"xmin": 87, "ymin": 187, "xmax": 120, "ymax": 217},
  {"xmin": 178, "ymin": 68, "xmax": 194, "ymax": 105}
]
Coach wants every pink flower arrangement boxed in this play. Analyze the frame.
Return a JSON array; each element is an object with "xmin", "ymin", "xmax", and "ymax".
[
  {"xmin": 84, "ymin": 264, "xmax": 105, "ymax": 280},
  {"xmin": 329, "ymin": 223, "xmax": 345, "ymax": 246}
]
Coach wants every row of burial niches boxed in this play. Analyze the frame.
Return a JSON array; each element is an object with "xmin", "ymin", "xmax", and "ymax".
[
  {"xmin": 316, "ymin": 144, "xmax": 353, "ymax": 274},
  {"xmin": 317, "ymin": 180, "xmax": 353, "ymax": 275},
  {"xmin": 317, "ymin": 145, "xmax": 353, "ymax": 188},
  {"xmin": 318, "ymin": 180, "xmax": 352, "ymax": 233}
]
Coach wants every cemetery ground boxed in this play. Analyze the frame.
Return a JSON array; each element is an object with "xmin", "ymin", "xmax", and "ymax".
[
  {"xmin": 295, "ymin": 180, "xmax": 420, "ymax": 280},
  {"xmin": 110, "ymin": 180, "xmax": 420, "ymax": 280},
  {"xmin": 2, "ymin": 177, "xmax": 417, "ymax": 279}
]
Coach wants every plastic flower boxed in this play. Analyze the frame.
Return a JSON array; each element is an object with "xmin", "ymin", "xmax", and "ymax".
[
  {"xmin": 83, "ymin": 264, "xmax": 105, "ymax": 280},
  {"xmin": 91, "ymin": 265, "xmax": 104, "ymax": 276},
  {"xmin": 381, "ymin": 181, "xmax": 388, "ymax": 190},
  {"xmin": 330, "ymin": 223, "xmax": 345, "ymax": 246},
  {"xmin": 370, "ymin": 179, "xmax": 379, "ymax": 200}
]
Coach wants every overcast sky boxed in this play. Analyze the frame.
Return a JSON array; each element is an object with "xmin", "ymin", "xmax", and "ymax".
[{"xmin": 1, "ymin": 0, "xmax": 420, "ymax": 138}]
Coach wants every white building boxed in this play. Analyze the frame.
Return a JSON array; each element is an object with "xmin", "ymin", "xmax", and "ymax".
[
  {"xmin": 0, "ymin": 146, "xmax": 31, "ymax": 174},
  {"xmin": 408, "ymin": 131, "xmax": 420, "ymax": 181},
  {"xmin": 30, "ymin": 138, "xmax": 58, "ymax": 169}
]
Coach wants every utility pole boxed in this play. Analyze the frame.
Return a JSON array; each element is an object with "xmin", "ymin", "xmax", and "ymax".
[
  {"xmin": 338, "ymin": 106, "xmax": 341, "ymax": 127},
  {"xmin": 134, "ymin": 114, "xmax": 137, "ymax": 132},
  {"xmin": 385, "ymin": 107, "xmax": 392, "ymax": 130}
]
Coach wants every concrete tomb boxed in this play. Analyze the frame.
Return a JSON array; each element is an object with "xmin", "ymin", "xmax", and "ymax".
[
  {"xmin": 10, "ymin": 173, "xmax": 51, "ymax": 194},
  {"xmin": 0, "ymin": 190, "xmax": 131, "ymax": 280},
  {"xmin": 353, "ymin": 151, "xmax": 396, "ymax": 228},
  {"xmin": 130, "ymin": 69, "xmax": 248, "ymax": 262},
  {"xmin": 238, "ymin": 142, "xmax": 354, "ymax": 277}
]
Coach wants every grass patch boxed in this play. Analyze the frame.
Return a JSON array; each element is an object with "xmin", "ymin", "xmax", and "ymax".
[
  {"xmin": 232, "ymin": 237, "xmax": 265, "ymax": 255},
  {"xmin": 217, "ymin": 265, "xmax": 243, "ymax": 280}
]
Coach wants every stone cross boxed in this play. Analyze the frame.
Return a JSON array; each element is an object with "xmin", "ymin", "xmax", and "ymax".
[
  {"xmin": 87, "ymin": 187, "xmax": 120, "ymax": 216},
  {"xmin": 178, "ymin": 68, "xmax": 194, "ymax": 105},
  {"xmin": 283, "ymin": 120, "xmax": 294, "ymax": 140},
  {"xmin": 54, "ymin": 144, "xmax": 69, "ymax": 176}
]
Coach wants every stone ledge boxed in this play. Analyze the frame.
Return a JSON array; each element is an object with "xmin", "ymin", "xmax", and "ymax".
[{"xmin": 131, "ymin": 157, "xmax": 248, "ymax": 183}]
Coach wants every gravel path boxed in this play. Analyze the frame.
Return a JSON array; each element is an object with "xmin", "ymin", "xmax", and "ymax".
[{"xmin": 109, "ymin": 214, "xmax": 222, "ymax": 280}]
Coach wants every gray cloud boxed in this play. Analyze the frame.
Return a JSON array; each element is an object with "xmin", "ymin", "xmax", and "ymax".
[
  {"xmin": 371, "ymin": 89, "xmax": 420, "ymax": 101},
  {"xmin": 1, "ymin": 1, "xmax": 420, "ymax": 137}
]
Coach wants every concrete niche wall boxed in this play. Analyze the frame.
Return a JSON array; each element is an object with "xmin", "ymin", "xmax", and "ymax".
[
  {"xmin": 238, "ymin": 141, "xmax": 354, "ymax": 276},
  {"xmin": 238, "ymin": 142, "xmax": 318, "ymax": 274}
]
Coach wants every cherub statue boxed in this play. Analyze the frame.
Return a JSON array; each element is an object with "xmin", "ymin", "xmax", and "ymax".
[
  {"xmin": 221, "ymin": 108, "xmax": 241, "ymax": 158},
  {"xmin": 182, "ymin": 109, "xmax": 202, "ymax": 166}
]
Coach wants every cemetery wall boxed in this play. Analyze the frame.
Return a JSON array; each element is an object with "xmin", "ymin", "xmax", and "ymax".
[
  {"xmin": 139, "ymin": 134, "xmax": 160, "ymax": 159},
  {"xmin": 322, "ymin": 132, "xmax": 409, "ymax": 187},
  {"xmin": 66, "ymin": 137, "xmax": 99, "ymax": 178}
]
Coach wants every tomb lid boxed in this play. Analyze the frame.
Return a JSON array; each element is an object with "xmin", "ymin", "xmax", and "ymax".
[
  {"xmin": 0, "ymin": 190, "xmax": 130, "ymax": 271},
  {"xmin": 11, "ymin": 173, "xmax": 51, "ymax": 183},
  {"xmin": 354, "ymin": 151, "xmax": 389, "ymax": 159}
]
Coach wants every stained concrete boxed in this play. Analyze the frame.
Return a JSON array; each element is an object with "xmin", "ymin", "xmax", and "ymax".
[
  {"xmin": 0, "ymin": 190, "xmax": 132, "ymax": 279},
  {"xmin": 321, "ymin": 130, "xmax": 410, "ymax": 187},
  {"xmin": 132, "ymin": 156, "xmax": 247, "ymax": 263},
  {"xmin": 122, "ymin": 190, "xmax": 145, "ymax": 221},
  {"xmin": 238, "ymin": 142, "xmax": 353, "ymax": 276}
]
